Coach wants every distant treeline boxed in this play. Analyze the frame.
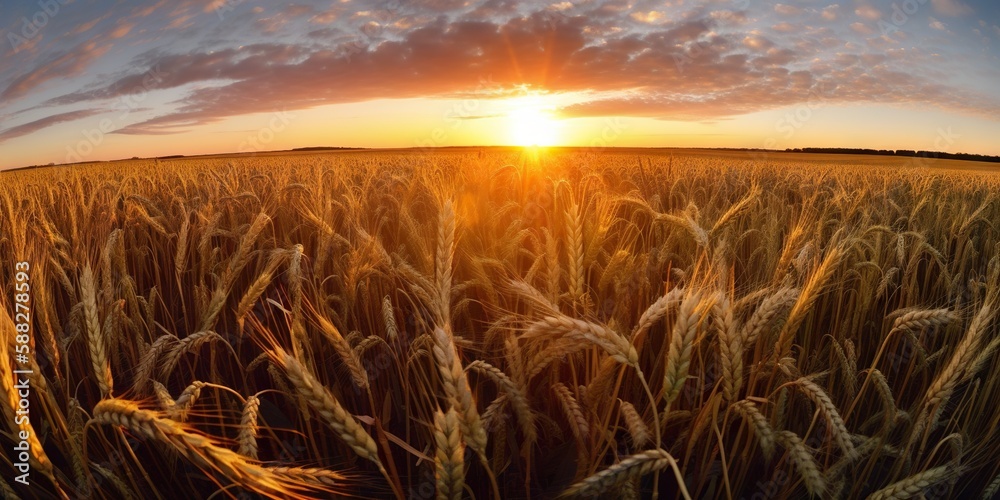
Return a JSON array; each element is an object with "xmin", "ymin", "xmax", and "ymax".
[
  {"xmin": 291, "ymin": 146, "xmax": 366, "ymax": 151},
  {"xmin": 785, "ymin": 147, "xmax": 1000, "ymax": 164}
]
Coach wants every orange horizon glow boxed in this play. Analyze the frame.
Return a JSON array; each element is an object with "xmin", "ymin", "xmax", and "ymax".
[{"xmin": 2, "ymin": 1, "xmax": 1000, "ymax": 169}]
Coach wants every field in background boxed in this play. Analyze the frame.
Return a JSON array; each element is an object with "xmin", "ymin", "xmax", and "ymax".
[{"xmin": 2, "ymin": 149, "xmax": 1000, "ymax": 499}]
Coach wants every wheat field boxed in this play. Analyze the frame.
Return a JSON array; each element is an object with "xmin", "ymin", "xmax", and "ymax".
[{"xmin": 1, "ymin": 148, "xmax": 999, "ymax": 499}]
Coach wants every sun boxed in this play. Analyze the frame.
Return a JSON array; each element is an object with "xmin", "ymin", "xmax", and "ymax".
[{"xmin": 506, "ymin": 96, "xmax": 561, "ymax": 147}]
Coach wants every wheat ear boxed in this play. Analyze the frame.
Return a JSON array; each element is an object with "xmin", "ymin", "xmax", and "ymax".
[
  {"xmin": 432, "ymin": 325, "xmax": 488, "ymax": 458},
  {"xmin": 553, "ymin": 383, "xmax": 589, "ymax": 444},
  {"xmin": 434, "ymin": 408, "xmax": 466, "ymax": 500},
  {"xmin": 268, "ymin": 466, "xmax": 346, "ymax": 488},
  {"xmin": 467, "ymin": 360, "xmax": 536, "ymax": 446},
  {"xmin": 436, "ymin": 199, "xmax": 455, "ymax": 324},
  {"xmin": 170, "ymin": 381, "xmax": 207, "ymax": 422},
  {"xmin": 790, "ymin": 377, "xmax": 855, "ymax": 459},
  {"xmin": 134, "ymin": 334, "xmax": 177, "ymax": 390},
  {"xmin": 565, "ymin": 199, "xmax": 585, "ymax": 307},
  {"xmin": 714, "ymin": 294, "xmax": 742, "ymax": 401},
  {"xmin": 275, "ymin": 350, "xmax": 381, "ymax": 465},
  {"xmin": 382, "ymin": 295, "xmax": 398, "ymax": 340},
  {"xmin": 559, "ymin": 449, "xmax": 690, "ymax": 499},
  {"xmin": 664, "ymin": 293, "xmax": 706, "ymax": 407},
  {"xmin": 620, "ymin": 400, "xmax": 651, "ymax": 448},
  {"xmin": 867, "ymin": 465, "xmax": 959, "ymax": 500},
  {"xmin": 982, "ymin": 472, "xmax": 1000, "ymax": 500},
  {"xmin": 90, "ymin": 398, "xmax": 314, "ymax": 497},
  {"xmin": 731, "ymin": 400, "xmax": 776, "ymax": 460},
  {"xmin": 82, "ymin": 265, "xmax": 113, "ymax": 397},
  {"xmin": 525, "ymin": 315, "xmax": 638, "ymax": 367},
  {"xmin": 239, "ymin": 395, "xmax": 260, "ymax": 459},
  {"xmin": 776, "ymin": 430, "xmax": 825, "ymax": 497},
  {"xmin": 740, "ymin": 287, "xmax": 799, "ymax": 348},
  {"xmin": 317, "ymin": 314, "xmax": 369, "ymax": 389}
]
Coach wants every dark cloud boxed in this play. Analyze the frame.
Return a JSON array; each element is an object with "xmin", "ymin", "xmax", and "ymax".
[{"xmin": 0, "ymin": 109, "xmax": 101, "ymax": 142}]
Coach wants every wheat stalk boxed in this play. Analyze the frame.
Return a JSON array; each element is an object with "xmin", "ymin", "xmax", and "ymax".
[
  {"xmin": 620, "ymin": 400, "xmax": 651, "ymax": 448},
  {"xmin": 90, "ymin": 398, "xmax": 319, "ymax": 497},
  {"xmin": 169, "ymin": 381, "xmax": 207, "ymax": 422},
  {"xmin": 382, "ymin": 295, "xmax": 398, "ymax": 340},
  {"xmin": 316, "ymin": 314, "xmax": 369, "ymax": 389},
  {"xmin": 632, "ymin": 287, "xmax": 685, "ymax": 340},
  {"xmin": 434, "ymin": 408, "xmax": 465, "ymax": 500},
  {"xmin": 713, "ymin": 294, "xmax": 742, "ymax": 401},
  {"xmin": 740, "ymin": 287, "xmax": 800, "ymax": 348},
  {"xmin": 239, "ymin": 395, "xmax": 260, "ymax": 459},
  {"xmin": 565, "ymin": 199, "xmax": 585, "ymax": 307},
  {"xmin": 467, "ymin": 360, "xmax": 536, "ymax": 445},
  {"xmin": 268, "ymin": 466, "xmax": 346, "ymax": 488},
  {"xmin": 553, "ymin": 383, "xmax": 589, "ymax": 444},
  {"xmin": 982, "ymin": 472, "xmax": 1000, "ymax": 500},
  {"xmin": 790, "ymin": 377, "xmax": 856, "ymax": 459},
  {"xmin": 920, "ymin": 300, "xmax": 995, "ymax": 431},
  {"xmin": 867, "ymin": 465, "xmax": 958, "ymax": 500},
  {"xmin": 664, "ymin": 293, "xmax": 706, "ymax": 407},
  {"xmin": 159, "ymin": 331, "xmax": 226, "ymax": 380},
  {"xmin": 135, "ymin": 334, "xmax": 177, "ymax": 391},
  {"xmin": 525, "ymin": 314, "xmax": 638, "ymax": 367},
  {"xmin": 175, "ymin": 212, "xmax": 190, "ymax": 277},
  {"xmin": 776, "ymin": 430, "xmax": 825, "ymax": 496},
  {"xmin": 152, "ymin": 381, "xmax": 175, "ymax": 412},
  {"xmin": 559, "ymin": 449, "xmax": 690, "ymax": 499},
  {"xmin": 81, "ymin": 265, "xmax": 114, "ymax": 397},
  {"xmin": 274, "ymin": 349, "xmax": 381, "ymax": 465},
  {"xmin": 436, "ymin": 199, "xmax": 456, "ymax": 323},
  {"xmin": 432, "ymin": 325, "xmax": 488, "ymax": 458},
  {"xmin": 731, "ymin": 400, "xmax": 775, "ymax": 460}
]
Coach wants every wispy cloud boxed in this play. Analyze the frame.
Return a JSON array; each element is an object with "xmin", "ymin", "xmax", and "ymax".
[
  {"xmin": 931, "ymin": 0, "xmax": 973, "ymax": 17},
  {"xmin": 0, "ymin": 109, "xmax": 101, "ymax": 143}
]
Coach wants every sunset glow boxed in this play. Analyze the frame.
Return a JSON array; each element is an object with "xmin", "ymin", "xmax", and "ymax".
[
  {"xmin": 1, "ymin": 1, "xmax": 999, "ymax": 168},
  {"xmin": 506, "ymin": 95, "xmax": 561, "ymax": 147},
  {"xmin": 6, "ymin": 2, "xmax": 1000, "ymax": 498}
]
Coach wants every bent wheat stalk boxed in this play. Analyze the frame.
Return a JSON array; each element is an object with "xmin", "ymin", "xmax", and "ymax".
[{"xmin": 559, "ymin": 449, "xmax": 690, "ymax": 499}]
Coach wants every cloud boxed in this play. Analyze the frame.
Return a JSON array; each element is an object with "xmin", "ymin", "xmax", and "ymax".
[
  {"xmin": 928, "ymin": 17, "xmax": 947, "ymax": 31},
  {"xmin": 774, "ymin": 4, "xmax": 802, "ymax": 16},
  {"xmin": 70, "ymin": 16, "xmax": 106, "ymax": 36},
  {"xmin": 709, "ymin": 10, "xmax": 748, "ymax": 25},
  {"xmin": 11, "ymin": 1, "xmax": 1000, "ymax": 140},
  {"xmin": 772, "ymin": 22, "xmax": 796, "ymax": 33},
  {"xmin": 108, "ymin": 22, "xmax": 135, "ymax": 39},
  {"xmin": 742, "ymin": 34, "xmax": 773, "ymax": 50},
  {"xmin": 854, "ymin": 4, "xmax": 881, "ymax": 21},
  {"xmin": 931, "ymin": 0, "xmax": 972, "ymax": 17},
  {"xmin": 310, "ymin": 9, "xmax": 338, "ymax": 24},
  {"xmin": 630, "ymin": 11, "xmax": 665, "ymax": 23},
  {"xmin": 850, "ymin": 22, "xmax": 874, "ymax": 35},
  {"xmin": 821, "ymin": 5, "xmax": 840, "ymax": 21},
  {"xmin": 0, "ymin": 109, "xmax": 102, "ymax": 143},
  {"xmin": 2, "ymin": 40, "xmax": 112, "ymax": 101},
  {"xmin": 204, "ymin": 0, "xmax": 227, "ymax": 13}
]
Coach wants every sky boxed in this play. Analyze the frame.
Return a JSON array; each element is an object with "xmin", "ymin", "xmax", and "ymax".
[{"xmin": 0, "ymin": 0, "xmax": 999, "ymax": 169}]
